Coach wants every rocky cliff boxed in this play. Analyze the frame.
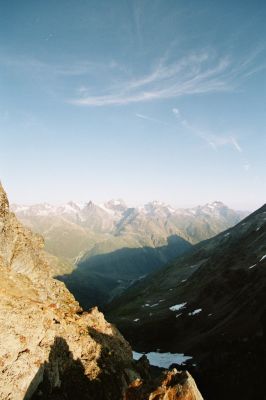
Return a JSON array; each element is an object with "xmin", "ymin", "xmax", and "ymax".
[{"xmin": 0, "ymin": 184, "xmax": 203, "ymax": 400}]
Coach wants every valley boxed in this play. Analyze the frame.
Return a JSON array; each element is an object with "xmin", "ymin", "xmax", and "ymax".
[
  {"xmin": 3, "ymin": 0, "xmax": 265, "ymax": 398},
  {"xmin": 106, "ymin": 204, "xmax": 266, "ymax": 400},
  {"xmin": 0, "ymin": 184, "xmax": 204, "ymax": 399},
  {"xmin": 12, "ymin": 200, "xmax": 247, "ymax": 308}
]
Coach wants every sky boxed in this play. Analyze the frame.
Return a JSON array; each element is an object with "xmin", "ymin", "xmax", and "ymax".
[{"xmin": 0, "ymin": 0, "xmax": 265, "ymax": 210}]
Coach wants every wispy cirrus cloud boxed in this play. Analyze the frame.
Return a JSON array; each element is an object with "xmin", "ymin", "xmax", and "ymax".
[
  {"xmin": 0, "ymin": 53, "xmax": 125, "ymax": 77},
  {"xmin": 2, "ymin": 47, "xmax": 264, "ymax": 108},
  {"xmin": 70, "ymin": 52, "xmax": 232, "ymax": 106},
  {"xmin": 69, "ymin": 49, "xmax": 264, "ymax": 107},
  {"xmin": 135, "ymin": 113, "xmax": 170, "ymax": 125},
  {"xmin": 136, "ymin": 106, "xmax": 243, "ymax": 153},
  {"xmin": 172, "ymin": 107, "xmax": 242, "ymax": 153}
]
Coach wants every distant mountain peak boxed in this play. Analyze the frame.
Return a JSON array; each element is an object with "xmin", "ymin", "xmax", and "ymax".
[
  {"xmin": 85, "ymin": 200, "xmax": 96, "ymax": 208},
  {"xmin": 147, "ymin": 200, "xmax": 166, "ymax": 206},
  {"xmin": 144, "ymin": 200, "xmax": 173, "ymax": 211},
  {"xmin": 206, "ymin": 201, "xmax": 226, "ymax": 208},
  {"xmin": 191, "ymin": 201, "xmax": 231, "ymax": 215},
  {"xmin": 104, "ymin": 199, "xmax": 127, "ymax": 211},
  {"xmin": 67, "ymin": 201, "xmax": 81, "ymax": 209}
]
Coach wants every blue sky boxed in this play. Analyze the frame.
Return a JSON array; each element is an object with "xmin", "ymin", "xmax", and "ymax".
[{"xmin": 0, "ymin": 0, "xmax": 265, "ymax": 210}]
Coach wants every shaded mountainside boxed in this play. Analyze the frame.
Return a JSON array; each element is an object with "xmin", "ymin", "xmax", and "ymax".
[
  {"xmin": 0, "ymin": 184, "xmax": 203, "ymax": 400},
  {"xmin": 58, "ymin": 235, "xmax": 191, "ymax": 309},
  {"xmin": 107, "ymin": 204, "xmax": 266, "ymax": 400},
  {"xmin": 12, "ymin": 200, "xmax": 247, "ymax": 309},
  {"xmin": 12, "ymin": 201, "xmax": 247, "ymax": 260}
]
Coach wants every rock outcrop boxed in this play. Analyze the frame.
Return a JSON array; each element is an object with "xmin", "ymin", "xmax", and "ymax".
[
  {"xmin": 125, "ymin": 367, "xmax": 204, "ymax": 400},
  {"xmin": 0, "ymin": 183, "xmax": 203, "ymax": 400}
]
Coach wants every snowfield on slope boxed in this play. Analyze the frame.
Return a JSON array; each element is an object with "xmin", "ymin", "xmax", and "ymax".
[
  {"xmin": 169, "ymin": 302, "xmax": 187, "ymax": 311},
  {"xmin": 133, "ymin": 351, "xmax": 193, "ymax": 368},
  {"xmin": 189, "ymin": 308, "xmax": 202, "ymax": 316}
]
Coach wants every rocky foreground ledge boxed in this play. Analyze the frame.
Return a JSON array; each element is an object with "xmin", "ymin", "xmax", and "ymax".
[{"xmin": 0, "ymin": 184, "xmax": 203, "ymax": 400}]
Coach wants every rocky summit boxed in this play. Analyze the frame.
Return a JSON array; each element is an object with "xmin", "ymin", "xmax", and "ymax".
[{"xmin": 0, "ymin": 183, "xmax": 203, "ymax": 400}]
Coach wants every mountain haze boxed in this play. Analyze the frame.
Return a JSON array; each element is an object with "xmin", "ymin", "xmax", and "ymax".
[{"xmin": 12, "ymin": 200, "xmax": 248, "ymax": 308}]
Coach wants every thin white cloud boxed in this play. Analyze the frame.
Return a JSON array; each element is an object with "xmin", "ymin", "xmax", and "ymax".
[
  {"xmin": 2, "ymin": 48, "xmax": 264, "ymax": 107},
  {"xmin": 132, "ymin": 2, "xmax": 143, "ymax": 48},
  {"xmin": 135, "ymin": 113, "xmax": 168, "ymax": 125},
  {"xmin": 201, "ymin": 134, "xmax": 242, "ymax": 153},
  {"xmin": 69, "ymin": 52, "xmax": 236, "ymax": 106},
  {"xmin": 172, "ymin": 108, "xmax": 180, "ymax": 117},
  {"xmin": 0, "ymin": 54, "xmax": 124, "ymax": 77},
  {"xmin": 135, "ymin": 107, "xmax": 243, "ymax": 154},
  {"xmin": 208, "ymin": 136, "xmax": 242, "ymax": 153},
  {"xmin": 172, "ymin": 108, "xmax": 243, "ymax": 153},
  {"xmin": 69, "ymin": 48, "xmax": 265, "ymax": 107},
  {"xmin": 231, "ymin": 137, "xmax": 242, "ymax": 153}
]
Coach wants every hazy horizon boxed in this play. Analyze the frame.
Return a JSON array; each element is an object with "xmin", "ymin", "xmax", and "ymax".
[
  {"xmin": 7, "ymin": 189, "xmax": 254, "ymax": 212},
  {"xmin": 1, "ymin": 1, "xmax": 265, "ymax": 211}
]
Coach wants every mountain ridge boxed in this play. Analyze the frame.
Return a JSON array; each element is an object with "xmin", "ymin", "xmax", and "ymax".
[
  {"xmin": 12, "ymin": 199, "xmax": 248, "ymax": 221},
  {"xmin": 0, "ymin": 183, "xmax": 203, "ymax": 400},
  {"xmin": 107, "ymin": 203, "xmax": 266, "ymax": 400},
  {"xmin": 11, "ymin": 199, "xmax": 248, "ymax": 309},
  {"xmin": 11, "ymin": 199, "xmax": 248, "ymax": 267}
]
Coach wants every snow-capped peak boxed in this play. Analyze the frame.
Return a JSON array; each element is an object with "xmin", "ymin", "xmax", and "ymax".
[
  {"xmin": 142, "ymin": 201, "xmax": 177, "ymax": 217},
  {"xmin": 104, "ymin": 199, "xmax": 127, "ymax": 212}
]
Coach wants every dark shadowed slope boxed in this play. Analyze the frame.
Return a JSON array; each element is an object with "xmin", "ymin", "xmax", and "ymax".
[
  {"xmin": 13, "ymin": 200, "xmax": 247, "ymax": 271},
  {"xmin": 107, "ymin": 204, "xmax": 266, "ymax": 400},
  {"xmin": 13, "ymin": 200, "xmax": 247, "ymax": 310},
  {"xmin": 58, "ymin": 235, "xmax": 192, "ymax": 309}
]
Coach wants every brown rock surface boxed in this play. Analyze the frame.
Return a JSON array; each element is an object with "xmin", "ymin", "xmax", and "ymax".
[
  {"xmin": 125, "ymin": 369, "xmax": 203, "ymax": 400},
  {"xmin": 0, "ymin": 184, "xmax": 203, "ymax": 400}
]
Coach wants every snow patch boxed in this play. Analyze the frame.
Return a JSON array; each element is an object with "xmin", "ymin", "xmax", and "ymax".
[
  {"xmin": 169, "ymin": 303, "xmax": 187, "ymax": 312},
  {"xmin": 113, "ymin": 200, "xmax": 122, "ymax": 206},
  {"xmin": 249, "ymin": 264, "xmax": 256, "ymax": 269},
  {"xmin": 189, "ymin": 308, "xmax": 202, "ymax": 316},
  {"xmin": 133, "ymin": 351, "xmax": 193, "ymax": 368},
  {"xmin": 98, "ymin": 204, "xmax": 116, "ymax": 216},
  {"xmin": 260, "ymin": 255, "xmax": 266, "ymax": 262}
]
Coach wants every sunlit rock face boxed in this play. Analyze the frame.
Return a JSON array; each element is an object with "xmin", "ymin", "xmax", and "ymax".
[
  {"xmin": 125, "ymin": 368, "xmax": 203, "ymax": 400},
  {"xmin": 0, "ymin": 184, "xmax": 203, "ymax": 400}
]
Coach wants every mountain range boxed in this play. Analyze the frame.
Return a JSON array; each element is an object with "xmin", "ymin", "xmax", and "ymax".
[
  {"xmin": 106, "ymin": 203, "xmax": 266, "ymax": 400},
  {"xmin": 0, "ymin": 183, "xmax": 203, "ymax": 399},
  {"xmin": 12, "ymin": 200, "xmax": 248, "ymax": 308}
]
